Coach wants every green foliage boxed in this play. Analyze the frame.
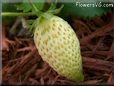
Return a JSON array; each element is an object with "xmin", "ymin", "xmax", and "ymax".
[
  {"xmin": 2, "ymin": 0, "xmax": 45, "ymax": 25},
  {"xmin": 59, "ymin": 2, "xmax": 111, "ymax": 19},
  {"xmin": 2, "ymin": 0, "xmax": 112, "ymax": 25},
  {"xmin": 16, "ymin": 0, "xmax": 45, "ymax": 12},
  {"xmin": 2, "ymin": 3, "xmax": 18, "ymax": 25}
]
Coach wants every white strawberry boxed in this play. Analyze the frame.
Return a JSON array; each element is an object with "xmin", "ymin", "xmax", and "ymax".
[{"xmin": 34, "ymin": 15, "xmax": 84, "ymax": 82}]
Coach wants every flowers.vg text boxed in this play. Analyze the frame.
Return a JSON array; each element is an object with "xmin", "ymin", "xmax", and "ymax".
[{"xmin": 76, "ymin": 2, "xmax": 113, "ymax": 7}]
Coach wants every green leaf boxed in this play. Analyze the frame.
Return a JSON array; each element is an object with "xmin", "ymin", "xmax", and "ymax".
[
  {"xmin": 32, "ymin": 0, "xmax": 45, "ymax": 11},
  {"xmin": 16, "ymin": 0, "xmax": 45, "ymax": 12},
  {"xmin": 22, "ymin": 3, "xmax": 32, "ymax": 12}
]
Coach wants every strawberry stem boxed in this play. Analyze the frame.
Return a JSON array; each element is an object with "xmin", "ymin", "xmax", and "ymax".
[{"xmin": 1, "ymin": 12, "xmax": 36, "ymax": 16}]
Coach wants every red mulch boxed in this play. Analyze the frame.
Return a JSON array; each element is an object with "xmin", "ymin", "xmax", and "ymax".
[{"xmin": 1, "ymin": 12, "xmax": 113, "ymax": 85}]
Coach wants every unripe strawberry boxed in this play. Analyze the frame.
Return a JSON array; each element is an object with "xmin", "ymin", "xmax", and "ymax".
[{"xmin": 34, "ymin": 15, "xmax": 84, "ymax": 82}]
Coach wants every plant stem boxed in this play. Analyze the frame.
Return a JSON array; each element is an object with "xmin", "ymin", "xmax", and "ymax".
[{"xmin": 1, "ymin": 12, "xmax": 36, "ymax": 16}]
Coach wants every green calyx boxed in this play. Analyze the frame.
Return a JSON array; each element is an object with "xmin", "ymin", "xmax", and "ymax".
[{"xmin": 26, "ymin": 2, "xmax": 64, "ymax": 35}]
